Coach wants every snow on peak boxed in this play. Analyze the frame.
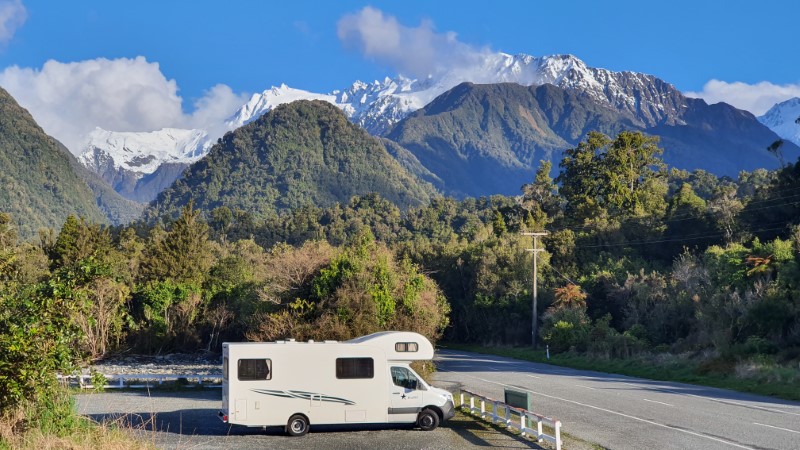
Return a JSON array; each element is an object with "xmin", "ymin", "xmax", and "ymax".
[
  {"xmin": 79, "ymin": 51, "xmax": 681, "ymax": 184},
  {"xmin": 226, "ymin": 52, "xmax": 675, "ymax": 135},
  {"xmin": 225, "ymin": 85, "xmax": 336, "ymax": 130},
  {"xmin": 79, "ymin": 127, "xmax": 209, "ymax": 175},
  {"xmin": 759, "ymin": 97, "xmax": 800, "ymax": 146}
]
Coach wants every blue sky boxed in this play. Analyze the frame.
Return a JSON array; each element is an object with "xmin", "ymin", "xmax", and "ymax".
[{"xmin": 0, "ymin": 0, "xmax": 798, "ymax": 151}]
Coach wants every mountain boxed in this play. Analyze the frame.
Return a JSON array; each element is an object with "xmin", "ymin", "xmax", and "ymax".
[
  {"xmin": 62, "ymin": 141, "xmax": 145, "ymax": 225},
  {"xmin": 145, "ymin": 100, "xmax": 436, "ymax": 221},
  {"xmin": 80, "ymin": 52, "xmax": 797, "ymax": 201},
  {"xmin": 759, "ymin": 97, "xmax": 800, "ymax": 148},
  {"xmin": 386, "ymin": 82, "xmax": 800, "ymax": 197},
  {"xmin": 79, "ymin": 127, "xmax": 209, "ymax": 202},
  {"xmin": 0, "ymin": 87, "xmax": 129, "ymax": 238},
  {"xmin": 77, "ymin": 53, "xmax": 689, "ymax": 201},
  {"xmin": 229, "ymin": 53, "xmax": 688, "ymax": 136}
]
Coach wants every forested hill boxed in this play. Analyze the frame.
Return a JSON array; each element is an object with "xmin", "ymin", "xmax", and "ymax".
[
  {"xmin": 386, "ymin": 82, "xmax": 799, "ymax": 198},
  {"xmin": 386, "ymin": 82, "xmax": 636, "ymax": 197},
  {"xmin": 146, "ymin": 100, "xmax": 437, "ymax": 221},
  {"xmin": 0, "ymin": 87, "xmax": 111, "ymax": 238}
]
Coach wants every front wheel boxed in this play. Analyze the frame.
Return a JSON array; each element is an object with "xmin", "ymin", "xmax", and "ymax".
[
  {"xmin": 417, "ymin": 408, "xmax": 440, "ymax": 431},
  {"xmin": 286, "ymin": 414, "xmax": 309, "ymax": 436}
]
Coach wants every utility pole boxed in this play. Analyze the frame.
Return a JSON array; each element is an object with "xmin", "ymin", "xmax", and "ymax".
[{"xmin": 522, "ymin": 231, "xmax": 547, "ymax": 349}]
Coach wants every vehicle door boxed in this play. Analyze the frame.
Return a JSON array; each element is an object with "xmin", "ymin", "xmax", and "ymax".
[{"xmin": 388, "ymin": 365, "xmax": 424, "ymax": 423}]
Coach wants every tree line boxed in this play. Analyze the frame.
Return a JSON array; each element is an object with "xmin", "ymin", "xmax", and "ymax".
[{"xmin": 2, "ymin": 130, "xmax": 799, "ymax": 416}]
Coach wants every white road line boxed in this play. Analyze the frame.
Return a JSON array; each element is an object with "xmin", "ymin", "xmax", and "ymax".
[
  {"xmin": 752, "ymin": 422, "xmax": 800, "ymax": 434},
  {"xmin": 643, "ymin": 398, "xmax": 674, "ymax": 407},
  {"xmin": 616, "ymin": 381, "xmax": 800, "ymax": 417},
  {"xmin": 575, "ymin": 384, "xmax": 598, "ymax": 390},
  {"xmin": 526, "ymin": 374, "xmax": 541, "ymax": 379},
  {"xmin": 465, "ymin": 374, "xmax": 756, "ymax": 449}
]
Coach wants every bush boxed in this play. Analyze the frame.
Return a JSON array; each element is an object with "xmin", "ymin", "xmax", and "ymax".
[
  {"xmin": 246, "ymin": 231, "xmax": 450, "ymax": 343},
  {"xmin": 540, "ymin": 306, "xmax": 590, "ymax": 352}
]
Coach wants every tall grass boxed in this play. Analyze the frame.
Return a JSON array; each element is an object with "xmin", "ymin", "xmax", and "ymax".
[{"xmin": 0, "ymin": 388, "xmax": 154, "ymax": 450}]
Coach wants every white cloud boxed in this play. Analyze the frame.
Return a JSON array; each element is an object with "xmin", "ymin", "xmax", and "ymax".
[
  {"xmin": 685, "ymin": 79, "xmax": 800, "ymax": 116},
  {"xmin": 337, "ymin": 6, "xmax": 490, "ymax": 78},
  {"xmin": 0, "ymin": 57, "xmax": 248, "ymax": 154},
  {"xmin": 0, "ymin": 0, "xmax": 26, "ymax": 45},
  {"xmin": 187, "ymin": 83, "xmax": 249, "ymax": 141}
]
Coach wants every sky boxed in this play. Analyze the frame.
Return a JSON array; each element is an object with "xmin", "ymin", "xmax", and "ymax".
[{"xmin": 0, "ymin": 0, "xmax": 798, "ymax": 153}]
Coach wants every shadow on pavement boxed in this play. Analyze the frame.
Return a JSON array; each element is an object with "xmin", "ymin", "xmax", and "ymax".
[
  {"xmin": 447, "ymin": 412, "xmax": 543, "ymax": 448},
  {"xmin": 87, "ymin": 407, "xmax": 542, "ymax": 448}
]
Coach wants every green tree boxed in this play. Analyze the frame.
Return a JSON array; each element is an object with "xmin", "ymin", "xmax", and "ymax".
[
  {"xmin": 491, "ymin": 211, "xmax": 507, "ymax": 237},
  {"xmin": 558, "ymin": 131, "xmax": 608, "ymax": 222},
  {"xmin": 522, "ymin": 160, "xmax": 560, "ymax": 225},
  {"xmin": 557, "ymin": 131, "xmax": 666, "ymax": 222},
  {"xmin": 602, "ymin": 131, "xmax": 666, "ymax": 217},
  {"xmin": 141, "ymin": 204, "xmax": 213, "ymax": 284}
]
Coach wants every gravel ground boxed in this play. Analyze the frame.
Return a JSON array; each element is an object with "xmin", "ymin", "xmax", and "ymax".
[
  {"xmin": 78, "ymin": 353, "xmax": 596, "ymax": 449},
  {"xmin": 75, "ymin": 390, "xmax": 546, "ymax": 450},
  {"xmin": 89, "ymin": 353, "xmax": 221, "ymax": 376}
]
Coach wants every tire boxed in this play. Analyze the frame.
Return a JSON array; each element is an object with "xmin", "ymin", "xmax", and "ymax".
[
  {"xmin": 286, "ymin": 414, "xmax": 309, "ymax": 436},
  {"xmin": 417, "ymin": 408, "xmax": 440, "ymax": 431}
]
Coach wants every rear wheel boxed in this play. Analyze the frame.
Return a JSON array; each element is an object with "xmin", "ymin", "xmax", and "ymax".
[
  {"xmin": 286, "ymin": 414, "xmax": 309, "ymax": 436},
  {"xmin": 417, "ymin": 408, "xmax": 440, "ymax": 431}
]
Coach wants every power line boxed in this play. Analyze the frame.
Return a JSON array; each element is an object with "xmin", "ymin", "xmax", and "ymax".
[
  {"xmin": 569, "ymin": 224, "xmax": 791, "ymax": 249},
  {"xmin": 544, "ymin": 198, "xmax": 800, "ymax": 236}
]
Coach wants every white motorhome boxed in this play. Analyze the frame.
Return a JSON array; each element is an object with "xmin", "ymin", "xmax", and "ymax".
[{"xmin": 218, "ymin": 331, "xmax": 455, "ymax": 436}]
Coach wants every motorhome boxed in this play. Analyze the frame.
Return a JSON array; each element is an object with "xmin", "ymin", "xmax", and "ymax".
[{"xmin": 219, "ymin": 331, "xmax": 455, "ymax": 436}]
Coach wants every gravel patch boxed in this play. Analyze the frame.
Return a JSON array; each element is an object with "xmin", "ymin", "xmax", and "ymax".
[{"xmin": 88, "ymin": 353, "xmax": 221, "ymax": 376}]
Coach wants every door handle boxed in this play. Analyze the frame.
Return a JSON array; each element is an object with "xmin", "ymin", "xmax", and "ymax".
[{"xmin": 392, "ymin": 392, "xmax": 400, "ymax": 394}]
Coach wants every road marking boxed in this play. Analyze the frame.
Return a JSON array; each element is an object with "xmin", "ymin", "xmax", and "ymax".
[
  {"xmin": 643, "ymin": 398, "xmax": 674, "ymax": 407},
  {"xmin": 465, "ymin": 374, "xmax": 756, "ymax": 449},
  {"xmin": 616, "ymin": 381, "xmax": 800, "ymax": 417},
  {"xmin": 526, "ymin": 374, "xmax": 541, "ymax": 379},
  {"xmin": 753, "ymin": 422, "xmax": 800, "ymax": 434},
  {"xmin": 575, "ymin": 384, "xmax": 598, "ymax": 390}
]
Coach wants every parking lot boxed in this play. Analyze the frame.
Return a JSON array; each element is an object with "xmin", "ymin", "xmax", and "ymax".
[{"xmin": 75, "ymin": 389, "xmax": 544, "ymax": 449}]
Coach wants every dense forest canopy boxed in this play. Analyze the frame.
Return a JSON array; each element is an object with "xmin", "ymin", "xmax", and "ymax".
[{"xmin": 2, "ymin": 130, "xmax": 800, "ymax": 416}]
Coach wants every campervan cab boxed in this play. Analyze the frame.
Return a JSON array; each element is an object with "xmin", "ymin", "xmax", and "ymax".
[{"xmin": 219, "ymin": 331, "xmax": 455, "ymax": 436}]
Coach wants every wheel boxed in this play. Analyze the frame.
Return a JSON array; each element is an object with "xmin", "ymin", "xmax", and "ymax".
[
  {"xmin": 286, "ymin": 414, "xmax": 309, "ymax": 436},
  {"xmin": 417, "ymin": 408, "xmax": 440, "ymax": 431}
]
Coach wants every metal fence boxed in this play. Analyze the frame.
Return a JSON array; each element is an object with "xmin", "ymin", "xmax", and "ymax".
[
  {"xmin": 458, "ymin": 388, "xmax": 562, "ymax": 450},
  {"xmin": 57, "ymin": 373, "xmax": 223, "ymax": 389}
]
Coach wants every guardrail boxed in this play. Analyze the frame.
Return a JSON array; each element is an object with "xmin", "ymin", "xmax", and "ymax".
[
  {"xmin": 458, "ymin": 388, "xmax": 561, "ymax": 450},
  {"xmin": 57, "ymin": 373, "xmax": 223, "ymax": 389}
]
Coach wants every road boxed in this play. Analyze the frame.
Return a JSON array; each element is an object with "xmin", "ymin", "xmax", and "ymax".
[{"xmin": 432, "ymin": 349, "xmax": 800, "ymax": 450}]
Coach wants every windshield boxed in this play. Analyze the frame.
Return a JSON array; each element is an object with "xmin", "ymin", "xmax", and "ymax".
[{"xmin": 391, "ymin": 366, "xmax": 425, "ymax": 390}]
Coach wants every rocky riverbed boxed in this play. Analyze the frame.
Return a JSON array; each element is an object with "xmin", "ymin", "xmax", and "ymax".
[{"xmin": 87, "ymin": 353, "xmax": 222, "ymax": 375}]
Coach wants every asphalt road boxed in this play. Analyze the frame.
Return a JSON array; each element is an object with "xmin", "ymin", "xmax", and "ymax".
[
  {"xmin": 74, "ymin": 389, "xmax": 545, "ymax": 449},
  {"xmin": 431, "ymin": 349, "xmax": 800, "ymax": 450}
]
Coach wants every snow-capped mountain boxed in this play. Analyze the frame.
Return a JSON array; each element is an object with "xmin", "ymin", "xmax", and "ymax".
[
  {"xmin": 79, "ymin": 127, "xmax": 210, "ymax": 202},
  {"xmin": 759, "ymin": 97, "xmax": 800, "ymax": 147},
  {"xmin": 230, "ymin": 53, "xmax": 687, "ymax": 135},
  {"xmin": 80, "ymin": 127, "xmax": 209, "ymax": 175},
  {"xmin": 77, "ymin": 52, "xmax": 693, "ymax": 201}
]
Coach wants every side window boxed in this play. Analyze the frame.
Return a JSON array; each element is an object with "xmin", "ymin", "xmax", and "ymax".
[
  {"xmin": 238, "ymin": 359, "xmax": 272, "ymax": 381},
  {"xmin": 223, "ymin": 357, "xmax": 228, "ymax": 381},
  {"xmin": 336, "ymin": 358, "xmax": 374, "ymax": 379},
  {"xmin": 395, "ymin": 342, "xmax": 419, "ymax": 352},
  {"xmin": 391, "ymin": 366, "xmax": 422, "ymax": 390}
]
